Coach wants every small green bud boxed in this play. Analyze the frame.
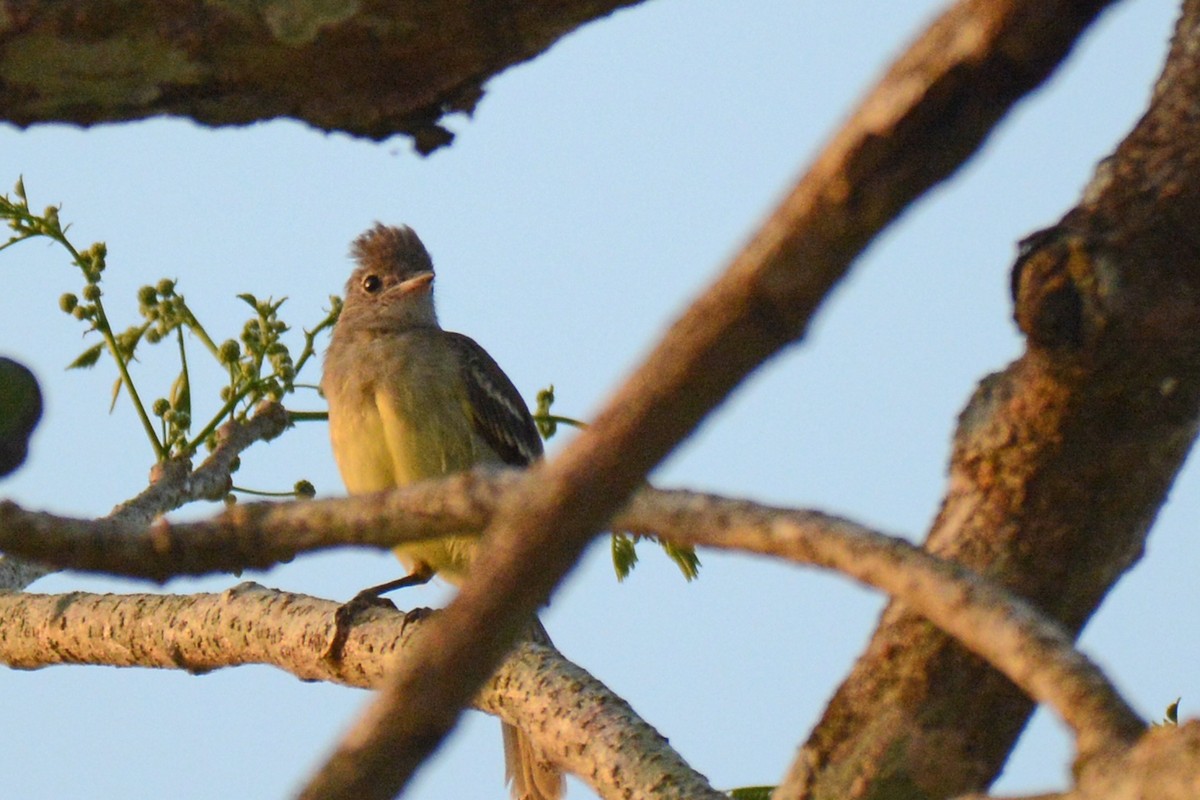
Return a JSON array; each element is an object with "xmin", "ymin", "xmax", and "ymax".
[
  {"xmin": 59, "ymin": 293, "xmax": 78, "ymax": 313},
  {"xmin": 156, "ymin": 278, "xmax": 176, "ymax": 297},
  {"xmin": 223, "ymin": 493, "xmax": 237, "ymax": 506},
  {"xmin": 266, "ymin": 342, "xmax": 287, "ymax": 356},
  {"xmin": 152, "ymin": 398, "xmax": 170, "ymax": 416},
  {"xmin": 137, "ymin": 285, "xmax": 157, "ymax": 307},
  {"xmin": 229, "ymin": 456, "xmax": 241, "ymax": 473},
  {"xmin": 172, "ymin": 411, "xmax": 190, "ymax": 429},
  {"xmin": 219, "ymin": 339, "xmax": 241, "ymax": 364},
  {"xmin": 81, "ymin": 284, "xmax": 101, "ymax": 302},
  {"xmin": 71, "ymin": 306, "xmax": 88, "ymax": 320},
  {"xmin": 145, "ymin": 328, "xmax": 163, "ymax": 344},
  {"xmin": 14, "ymin": 177, "xmax": 26, "ymax": 200},
  {"xmin": 115, "ymin": 329, "xmax": 139, "ymax": 355},
  {"xmin": 294, "ymin": 480, "xmax": 315, "ymax": 499},
  {"xmin": 88, "ymin": 243, "xmax": 106, "ymax": 273},
  {"xmin": 219, "ymin": 386, "xmax": 233, "ymax": 401}
]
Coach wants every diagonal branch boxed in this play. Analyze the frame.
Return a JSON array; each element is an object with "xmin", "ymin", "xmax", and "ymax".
[
  {"xmin": 296, "ymin": 1, "xmax": 1122, "ymax": 797},
  {"xmin": 619, "ymin": 492, "xmax": 1144, "ymax": 761}
]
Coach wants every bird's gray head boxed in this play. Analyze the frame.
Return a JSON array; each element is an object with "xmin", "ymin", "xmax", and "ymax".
[{"xmin": 340, "ymin": 223, "xmax": 439, "ymax": 330}]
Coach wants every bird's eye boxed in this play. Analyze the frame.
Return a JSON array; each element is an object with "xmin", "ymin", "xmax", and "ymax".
[{"xmin": 361, "ymin": 274, "xmax": 383, "ymax": 294}]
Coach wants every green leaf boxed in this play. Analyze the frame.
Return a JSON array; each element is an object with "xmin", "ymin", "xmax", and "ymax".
[
  {"xmin": 170, "ymin": 373, "xmax": 191, "ymax": 418},
  {"xmin": 171, "ymin": 330, "xmax": 191, "ymax": 418},
  {"xmin": 611, "ymin": 531, "xmax": 701, "ymax": 582},
  {"xmin": 67, "ymin": 342, "xmax": 105, "ymax": 369},
  {"xmin": 109, "ymin": 376, "xmax": 123, "ymax": 412},
  {"xmin": 662, "ymin": 540, "xmax": 701, "ymax": 581},
  {"xmin": 728, "ymin": 786, "xmax": 775, "ymax": 800},
  {"xmin": 611, "ymin": 532, "xmax": 638, "ymax": 581},
  {"xmin": 534, "ymin": 384, "xmax": 557, "ymax": 439}
]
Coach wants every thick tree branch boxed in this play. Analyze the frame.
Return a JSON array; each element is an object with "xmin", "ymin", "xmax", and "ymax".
[
  {"xmin": 786, "ymin": 2, "xmax": 1200, "ymax": 796},
  {"xmin": 0, "ymin": 584, "xmax": 719, "ymax": 800},
  {"xmin": 294, "ymin": 0, "xmax": 1121, "ymax": 797},
  {"xmin": 0, "ymin": 0, "xmax": 645, "ymax": 153}
]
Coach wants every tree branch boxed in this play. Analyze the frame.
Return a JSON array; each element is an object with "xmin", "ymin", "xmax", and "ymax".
[
  {"xmin": 0, "ymin": 0, "xmax": 646, "ymax": 153},
  {"xmin": 0, "ymin": 468, "xmax": 502, "ymax": 582},
  {"xmin": 621, "ymin": 493, "xmax": 1145, "ymax": 762},
  {"xmin": 787, "ymin": 0, "xmax": 1200, "ymax": 794},
  {"xmin": 0, "ymin": 583, "xmax": 720, "ymax": 800}
]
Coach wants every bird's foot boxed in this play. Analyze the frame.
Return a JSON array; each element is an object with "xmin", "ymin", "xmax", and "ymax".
[{"xmin": 324, "ymin": 589, "xmax": 398, "ymax": 663}]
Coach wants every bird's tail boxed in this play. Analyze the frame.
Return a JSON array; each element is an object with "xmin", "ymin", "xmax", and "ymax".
[{"xmin": 503, "ymin": 618, "xmax": 565, "ymax": 800}]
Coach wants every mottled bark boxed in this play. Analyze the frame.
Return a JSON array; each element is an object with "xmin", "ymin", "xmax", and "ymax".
[
  {"xmin": 0, "ymin": 0, "xmax": 644, "ymax": 152},
  {"xmin": 0, "ymin": 585, "xmax": 720, "ymax": 800},
  {"xmin": 786, "ymin": 2, "xmax": 1200, "ymax": 798}
]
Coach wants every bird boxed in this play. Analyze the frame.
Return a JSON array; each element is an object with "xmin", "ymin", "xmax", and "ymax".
[{"xmin": 321, "ymin": 223, "xmax": 564, "ymax": 800}]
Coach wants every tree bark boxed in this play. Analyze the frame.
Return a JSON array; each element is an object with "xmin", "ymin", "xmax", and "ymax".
[
  {"xmin": 784, "ymin": 2, "xmax": 1200, "ymax": 798},
  {"xmin": 0, "ymin": 0, "xmax": 645, "ymax": 153}
]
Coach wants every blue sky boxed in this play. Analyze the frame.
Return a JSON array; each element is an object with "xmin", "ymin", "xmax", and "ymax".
[{"xmin": 0, "ymin": 1, "xmax": 1190, "ymax": 797}]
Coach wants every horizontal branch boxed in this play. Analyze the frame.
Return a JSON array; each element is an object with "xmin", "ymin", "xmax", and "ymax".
[
  {"xmin": 0, "ymin": 472, "xmax": 1144, "ymax": 758},
  {"xmin": 0, "ymin": 583, "xmax": 717, "ymax": 800},
  {"xmin": 0, "ymin": 0, "xmax": 647, "ymax": 152},
  {"xmin": 0, "ymin": 466, "xmax": 501, "ymax": 582}
]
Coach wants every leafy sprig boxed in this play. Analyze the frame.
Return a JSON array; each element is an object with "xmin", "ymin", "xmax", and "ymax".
[
  {"xmin": 3, "ymin": 179, "xmax": 163, "ymax": 457},
  {"xmin": 1, "ymin": 179, "xmax": 334, "ymax": 499},
  {"xmin": 534, "ymin": 384, "xmax": 701, "ymax": 582}
]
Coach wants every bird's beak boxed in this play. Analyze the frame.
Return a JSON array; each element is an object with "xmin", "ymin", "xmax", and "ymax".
[{"xmin": 397, "ymin": 271, "xmax": 434, "ymax": 294}]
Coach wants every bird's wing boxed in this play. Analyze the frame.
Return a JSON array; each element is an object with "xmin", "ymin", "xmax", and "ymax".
[{"xmin": 445, "ymin": 332, "xmax": 543, "ymax": 467}]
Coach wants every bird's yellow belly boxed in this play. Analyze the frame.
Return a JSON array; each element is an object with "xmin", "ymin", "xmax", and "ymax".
[
  {"xmin": 326, "ymin": 378, "xmax": 478, "ymax": 582},
  {"xmin": 327, "ymin": 400, "xmax": 397, "ymax": 493}
]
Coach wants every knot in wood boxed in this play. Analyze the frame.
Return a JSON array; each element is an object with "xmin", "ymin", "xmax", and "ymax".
[{"xmin": 1011, "ymin": 226, "xmax": 1091, "ymax": 349}]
